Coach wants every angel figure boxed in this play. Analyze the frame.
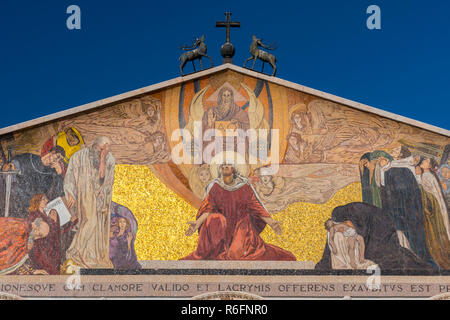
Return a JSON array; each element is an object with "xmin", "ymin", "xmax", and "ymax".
[
  {"xmin": 188, "ymin": 164, "xmax": 214, "ymax": 199},
  {"xmin": 252, "ymin": 166, "xmax": 285, "ymax": 200}
]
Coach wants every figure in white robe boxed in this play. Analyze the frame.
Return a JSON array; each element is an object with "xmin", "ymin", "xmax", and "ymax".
[
  {"xmin": 325, "ymin": 220, "xmax": 377, "ymax": 270},
  {"xmin": 327, "ymin": 232, "xmax": 377, "ymax": 270},
  {"xmin": 64, "ymin": 137, "xmax": 115, "ymax": 268},
  {"xmin": 421, "ymin": 170, "xmax": 450, "ymax": 241}
]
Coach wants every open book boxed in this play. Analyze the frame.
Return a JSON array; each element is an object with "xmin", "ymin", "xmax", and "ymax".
[{"xmin": 44, "ymin": 197, "xmax": 72, "ymax": 227}]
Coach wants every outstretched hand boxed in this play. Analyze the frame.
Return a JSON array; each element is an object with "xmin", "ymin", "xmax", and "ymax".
[
  {"xmin": 270, "ymin": 220, "xmax": 283, "ymax": 235},
  {"xmin": 33, "ymin": 269, "xmax": 49, "ymax": 275},
  {"xmin": 185, "ymin": 221, "xmax": 200, "ymax": 237},
  {"xmin": 261, "ymin": 216, "xmax": 283, "ymax": 235}
]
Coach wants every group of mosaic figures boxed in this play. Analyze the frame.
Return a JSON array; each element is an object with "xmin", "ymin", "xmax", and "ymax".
[
  {"xmin": 183, "ymin": 90, "xmax": 450, "ymax": 272},
  {"xmin": 0, "ymin": 87, "xmax": 448, "ymax": 275},
  {"xmin": 185, "ymin": 144, "xmax": 450, "ymax": 272},
  {"xmin": 317, "ymin": 145, "xmax": 450, "ymax": 272},
  {"xmin": 351, "ymin": 146, "xmax": 450, "ymax": 270},
  {"xmin": 0, "ymin": 126, "xmax": 143, "ymax": 276},
  {"xmin": 179, "ymin": 35, "xmax": 278, "ymax": 76}
]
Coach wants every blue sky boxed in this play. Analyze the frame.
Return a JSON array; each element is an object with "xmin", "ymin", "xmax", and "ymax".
[{"xmin": 0, "ymin": 0, "xmax": 449, "ymax": 130}]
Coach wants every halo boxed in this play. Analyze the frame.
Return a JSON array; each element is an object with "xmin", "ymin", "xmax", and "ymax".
[{"xmin": 209, "ymin": 151, "xmax": 250, "ymax": 179}]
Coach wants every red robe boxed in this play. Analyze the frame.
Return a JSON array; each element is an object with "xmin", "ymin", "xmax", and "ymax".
[
  {"xmin": 26, "ymin": 210, "xmax": 62, "ymax": 275},
  {"xmin": 181, "ymin": 182, "xmax": 296, "ymax": 261},
  {"xmin": 0, "ymin": 218, "xmax": 28, "ymax": 273}
]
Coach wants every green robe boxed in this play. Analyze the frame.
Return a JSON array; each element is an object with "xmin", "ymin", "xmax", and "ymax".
[
  {"xmin": 369, "ymin": 150, "xmax": 393, "ymax": 209},
  {"xmin": 420, "ymin": 186, "xmax": 450, "ymax": 270},
  {"xmin": 370, "ymin": 177, "xmax": 382, "ymax": 208}
]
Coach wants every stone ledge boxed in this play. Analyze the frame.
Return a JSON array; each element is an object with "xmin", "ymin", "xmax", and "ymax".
[
  {"xmin": 139, "ymin": 260, "xmax": 316, "ymax": 270},
  {"xmin": 0, "ymin": 275, "xmax": 449, "ymax": 298}
]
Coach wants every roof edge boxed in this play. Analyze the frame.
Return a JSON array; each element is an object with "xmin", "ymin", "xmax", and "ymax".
[{"xmin": 1, "ymin": 63, "xmax": 449, "ymax": 137}]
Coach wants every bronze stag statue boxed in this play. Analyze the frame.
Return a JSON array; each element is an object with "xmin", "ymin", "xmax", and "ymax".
[
  {"xmin": 244, "ymin": 35, "xmax": 278, "ymax": 76},
  {"xmin": 179, "ymin": 35, "xmax": 213, "ymax": 76}
]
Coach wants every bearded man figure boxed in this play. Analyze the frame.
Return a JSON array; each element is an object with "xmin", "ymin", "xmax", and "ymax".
[
  {"xmin": 64, "ymin": 136, "xmax": 115, "ymax": 269},
  {"xmin": 202, "ymin": 87, "xmax": 250, "ymax": 132},
  {"xmin": 0, "ymin": 217, "xmax": 50, "ymax": 275},
  {"xmin": 181, "ymin": 163, "xmax": 296, "ymax": 261},
  {"xmin": 200, "ymin": 87, "xmax": 251, "ymax": 160}
]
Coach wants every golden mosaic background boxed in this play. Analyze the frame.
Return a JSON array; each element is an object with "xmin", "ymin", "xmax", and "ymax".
[{"xmin": 112, "ymin": 164, "xmax": 362, "ymax": 262}]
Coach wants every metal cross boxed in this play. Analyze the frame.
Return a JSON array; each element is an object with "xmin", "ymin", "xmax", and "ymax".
[{"xmin": 216, "ymin": 12, "xmax": 240, "ymax": 44}]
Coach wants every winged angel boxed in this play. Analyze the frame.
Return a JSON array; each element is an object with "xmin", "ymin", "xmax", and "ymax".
[{"xmin": 183, "ymin": 83, "xmax": 270, "ymax": 164}]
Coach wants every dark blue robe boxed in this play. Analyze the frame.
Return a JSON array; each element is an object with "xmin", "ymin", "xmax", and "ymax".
[
  {"xmin": 381, "ymin": 167, "xmax": 438, "ymax": 269},
  {"xmin": 316, "ymin": 202, "xmax": 437, "ymax": 274},
  {"xmin": 3, "ymin": 153, "xmax": 64, "ymax": 218}
]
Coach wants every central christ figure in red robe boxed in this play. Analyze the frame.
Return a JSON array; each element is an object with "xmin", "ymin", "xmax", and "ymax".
[{"xmin": 181, "ymin": 164, "xmax": 296, "ymax": 261}]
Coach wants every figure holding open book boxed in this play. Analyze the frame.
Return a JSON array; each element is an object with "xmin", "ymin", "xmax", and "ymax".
[{"xmin": 25, "ymin": 194, "xmax": 77, "ymax": 275}]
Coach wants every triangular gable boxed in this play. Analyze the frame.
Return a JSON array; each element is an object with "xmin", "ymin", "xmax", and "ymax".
[{"xmin": 1, "ymin": 63, "xmax": 448, "ymax": 137}]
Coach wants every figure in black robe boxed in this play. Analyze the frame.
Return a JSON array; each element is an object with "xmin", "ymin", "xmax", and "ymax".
[
  {"xmin": 315, "ymin": 202, "xmax": 437, "ymax": 274},
  {"xmin": 5, "ymin": 153, "xmax": 64, "ymax": 218},
  {"xmin": 382, "ymin": 167, "xmax": 438, "ymax": 269}
]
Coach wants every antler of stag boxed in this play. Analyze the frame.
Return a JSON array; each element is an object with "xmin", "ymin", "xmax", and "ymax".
[
  {"xmin": 260, "ymin": 39, "xmax": 278, "ymax": 51},
  {"xmin": 179, "ymin": 38, "xmax": 199, "ymax": 51}
]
